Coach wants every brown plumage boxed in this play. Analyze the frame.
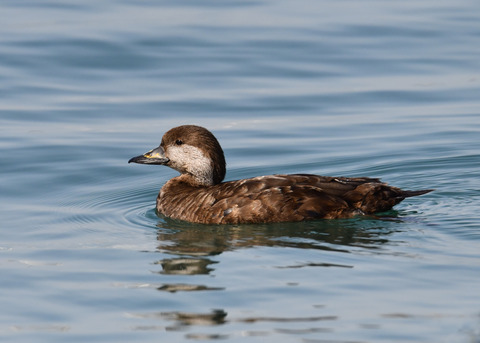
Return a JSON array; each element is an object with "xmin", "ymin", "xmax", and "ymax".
[{"xmin": 129, "ymin": 125, "xmax": 433, "ymax": 224}]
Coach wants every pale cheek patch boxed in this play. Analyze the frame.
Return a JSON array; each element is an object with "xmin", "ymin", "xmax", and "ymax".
[{"xmin": 168, "ymin": 144, "xmax": 214, "ymax": 185}]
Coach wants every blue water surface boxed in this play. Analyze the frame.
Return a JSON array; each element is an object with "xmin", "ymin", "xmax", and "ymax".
[{"xmin": 1, "ymin": 0, "xmax": 480, "ymax": 342}]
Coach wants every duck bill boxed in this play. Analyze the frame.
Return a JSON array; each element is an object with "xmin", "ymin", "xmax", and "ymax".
[{"xmin": 128, "ymin": 146, "xmax": 169, "ymax": 165}]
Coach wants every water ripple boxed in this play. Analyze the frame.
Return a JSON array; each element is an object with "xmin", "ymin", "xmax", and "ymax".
[
  {"xmin": 51, "ymin": 182, "xmax": 158, "ymax": 232},
  {"xmin": 2, "ymin": 1, "xmax": 480, "ymax": 342}
]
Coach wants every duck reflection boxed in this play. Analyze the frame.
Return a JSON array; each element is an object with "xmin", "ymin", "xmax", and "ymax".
[
  {"xmin": 138, "ymin": 214, "xmax": 406, "ymax": 334},
  {"xmin": 154, "ymin": 257, "xmax": 217, "ymax": 275},
  {"xmin": 154, "ymin": 213, "xmax": 402, "ymax": 275},
  {"xmin": 130, "ymin": 309, "xmax": 228, "ymax": 331},
  {"xmin": 161, "ymin": 309, "xmax": 228, "ymax": 326}
]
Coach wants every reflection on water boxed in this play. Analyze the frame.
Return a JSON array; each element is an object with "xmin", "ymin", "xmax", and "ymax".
[
  {"xmin": 150, "ymin": 214, "xmax": 411, "ymax": 306},
  {"xmin": 124, "ymin": 207, "xmax": 475, "ymax": 342},
  {"xmin": 277, "ymin": 262, "xmax": 353, "ymax": 269},
  {"xmin": 159, "ymin": 309, "xmax": 228, "ymax": 326},
  {"xmin": 128, "ymin": 308, "xmax": 341, "ymax": 338},
  {"xmin": 238, "ymin": 315, "xmax": 338, "ymax": 323},
  {"xmin": 154, "ymin": 257, "xmax": 218, "ymax": 275},
  {"xmin": 154, "ymin": 214, "xmax": 403, "ymax": 260},
  {"xmin": 128, "ymin": 309, "xmax": 228, "ymax": 331},
  {"xmin": 157, "ymin": 284, "xmax": 225, "ymax": 293},
  {"xmin": 133, "ymin": 216, "xmax": 411, "ymax": 338},
  {"xmin": 128, "ymin": 309, "xmax": 341, "ymax": 332}
]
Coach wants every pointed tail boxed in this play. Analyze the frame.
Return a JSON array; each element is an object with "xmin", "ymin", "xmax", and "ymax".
[{"xmin": 402, "ymin": 189, "xmax": 434, "ymax": 198}]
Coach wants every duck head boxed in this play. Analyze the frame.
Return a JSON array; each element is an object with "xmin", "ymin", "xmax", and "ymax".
[{"xmin": 129, "ymin": 125, "xmax": 226, "ymax": 186}]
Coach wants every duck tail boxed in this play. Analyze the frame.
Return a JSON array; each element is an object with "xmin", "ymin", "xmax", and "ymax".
[{"xmin": 401, "ymin": 189, "xmax": 434, "ymax": 198}]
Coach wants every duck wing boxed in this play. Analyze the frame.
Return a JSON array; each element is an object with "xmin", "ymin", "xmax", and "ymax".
[{"xmin": 207, "ymin": 174, "xmax": 432, "ymax": 223}]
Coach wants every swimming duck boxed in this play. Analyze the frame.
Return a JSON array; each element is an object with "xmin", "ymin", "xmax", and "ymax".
[{"xmin": 129, "ymin": 125, "xmax": 432, "ymax": 224}]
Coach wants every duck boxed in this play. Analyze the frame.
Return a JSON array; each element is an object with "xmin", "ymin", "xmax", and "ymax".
[{"xmin": 129, "ymin": 125, "xmax": 432, "ymax": 224}]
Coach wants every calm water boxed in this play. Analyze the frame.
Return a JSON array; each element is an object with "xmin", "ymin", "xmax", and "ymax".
[{"xmin": 1, "ymin": 0, "xmax": 480, "ymax": 342}]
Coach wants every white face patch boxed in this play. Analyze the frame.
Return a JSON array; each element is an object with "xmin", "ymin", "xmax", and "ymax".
[{"xmin": 166, "ymin": 144, "xmax": 214, "ymax": 186}]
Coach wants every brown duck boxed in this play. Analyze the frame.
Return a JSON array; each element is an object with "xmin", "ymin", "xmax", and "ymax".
[{"xmin": 129, "ymin": 125, "xmax": 432, "ymax": 224}]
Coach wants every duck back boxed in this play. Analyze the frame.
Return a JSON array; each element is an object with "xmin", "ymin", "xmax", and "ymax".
[{"xmin": 156, "ymin": 174, "xmax": 432, "ymax": 224}]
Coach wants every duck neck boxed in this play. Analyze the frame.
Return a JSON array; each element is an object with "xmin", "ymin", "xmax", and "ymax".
[{"xmin": 176, "ymin": 173, "xmax": 214, "ymax": 187}]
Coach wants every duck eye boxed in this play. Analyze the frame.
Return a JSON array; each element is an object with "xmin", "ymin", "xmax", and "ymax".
[{"xmin": 175, "ymin": 139, "xmax": 183, "ymax": 146}]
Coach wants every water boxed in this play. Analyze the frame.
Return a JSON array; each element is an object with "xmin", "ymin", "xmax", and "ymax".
[{"xmin": 1, "ymin": 0, "xmax": 480, "ymax": 342}]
